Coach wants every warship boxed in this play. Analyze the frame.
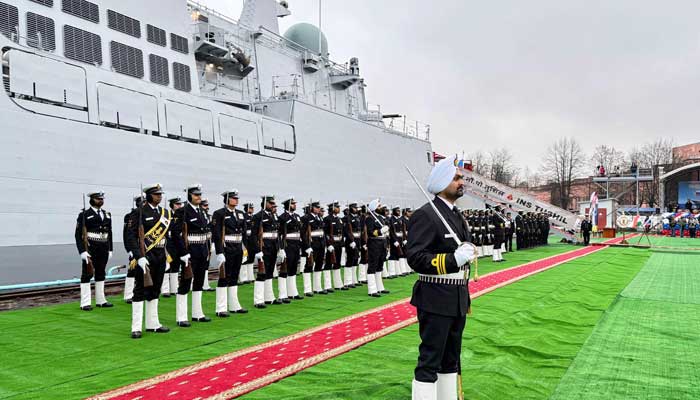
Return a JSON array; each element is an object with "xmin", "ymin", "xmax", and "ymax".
[{"xmin": 0, "ymin": 0, "xmax": 434, "ymax": 285}]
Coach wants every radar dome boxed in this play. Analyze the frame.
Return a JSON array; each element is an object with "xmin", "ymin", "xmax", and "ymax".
[{"xmin": 283, "ymin": 23, "xmax": 328, "ymax": 55}]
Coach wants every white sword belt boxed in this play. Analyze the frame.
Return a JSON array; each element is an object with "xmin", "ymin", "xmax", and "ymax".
[
  {"xmin": 395, "ymin": 232, "xmax": 404, "ymax": 238},
  {"xmin": 245, "ymin": 229, "xmax": 252, "ymax": 235},
  {"xmin": 224, "ymin": 234, "xmax": 243, "ymax": 243},
  {"xmin": 262, "ymin": 231, "xmax": 278, "ymax": 239},
  {"xmin": 352, "ymin": 232, "xmax": 361, "ymax": 238},
  {"xmin": 488, "ymin": 225, "xmax": 495, "ymax": 229},
  {"xmin": 285, "ymin": 232, "xmax": 301, "ymax": 240},
  {"xmin": 310, "ymin": 230, "xmax": 324, "ymax": 238},
  {"xmin": 187, "ymin": 234, "xmax": 208, "ymax": 244},
  {"xmin": 86, "ymin": 232, "xmax": 109, "ymax": 242},
  {"xmin": 370, "ymin": 235, "xmax": 386, "ymax": 240},
  {"xmin": 331, "ymin": 235, "xmax": 343, "ymax": 241},
  {"xmin": 418, "ymin": 275, "xmax": 468, "ymax": 286},
  {"xmin": 152, "ymin": 239, "xmax": 166, "ymax": 248}
]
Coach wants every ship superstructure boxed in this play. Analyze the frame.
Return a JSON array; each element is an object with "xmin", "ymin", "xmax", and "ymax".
[{"xmin": 0, "ymin": 0, "xmax": 433, "ymax": 285}]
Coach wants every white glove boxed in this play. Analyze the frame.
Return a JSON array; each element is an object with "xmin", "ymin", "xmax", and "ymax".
[
  {"xmin": 385, "ymin": 251, "xmax": 390, "ymax": 260},
  {"xmin": 454, "ymin": 243, "xmax": 475, "ymax": 267},
  {"xmin": 127, "ymin": 251, "xmax": 133, "ymax": 259},
  {"xmin": 80, "ymin": 252, "xmax": 90, "ymax": 262},
  {"xmin": 305, "ymin": 248, "xmax": 313, "ymax": 256},
  {"xmin": 210, "ymin": 243, "xmax": 216, "ymax": 253},
  {"xmin": 403, "ymin": 240, "xmax": 408, "ymax": 246},
  {"xmin": 363, "ymin": 245, "xmax": 368, "ymax": 250},
  {"xmin": 350, "ymin": 242, "xmax": 357, "ymax": 249},
  {"xmin": 393, "ymin": 241, "xmax": 400, "ymax": 247},
  {"xmin": 255, "ymin": 251, "xmax": 263, "ymax": 261},
  {"xmin": 380, "ymin": 226, "xmax": 389, "ymax": 235},
  {"xmin": 137, "ymin": 257, "xmax": 149, "ymax": 271},
  {"xmin": 180, "ymin": 254, "xmax": 191, "ymax": 263},
  {"xmin": 327, "ymin": 245, "xmax": 334, "ymax": 252},
  {"xmin": 108, "ymin": 251, "xmax": 113, "ymax": 261},
  {"xmin": 278, "ymin": 249, "xmax": 286, "ymax": 258},
  {"xmin": 216, "ymin": 253, "xmax": 226, "ymax": 264}
]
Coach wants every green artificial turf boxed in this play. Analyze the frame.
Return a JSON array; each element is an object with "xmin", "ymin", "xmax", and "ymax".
[
  {"xmin": 241, "ymin": 247, "xmax": 650, "ymax": 400},
  {"xmin": 0, "ymin": 242, "xmax": 574, "ymax": 400},
  {"xmin": 550, "ymin": 249, "xmax": 700, "ymax": 399}
]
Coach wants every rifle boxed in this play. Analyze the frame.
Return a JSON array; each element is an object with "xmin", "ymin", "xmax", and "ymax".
[
  {"xmin": 393, "ymin": 214, "xmax": 404, "ymax": 258},
  {"xmin": 305, "ymin": 212, "xmax": 314, "ymax": 269},
  {"xmin": 81, "ymin": 194, "xmax": 94, "ymax": 277},
  {"xmin": 256, "ymin": 207, "xmax": 265, "ymax": 276},
  {"xmin": 328, "ymin": 212, "xmax": 337, "ymax": 266},
  {"xmin": 218, "ymin": 195, "xmax": 228, "ymax": 280},
  {"xmin": 138, "ymin": 185, "xmax": 154, "ymax": 288},
  {"xmin": 346, "ymin": 207, "xmax": 355, "ymax": 257},
  {"xmin": 182, "ymin": 211, "xmax": 194, "ymax": 280},
  {"xmin": 278, "ymin": 210, "xmax": 288, "ymax": 275}
]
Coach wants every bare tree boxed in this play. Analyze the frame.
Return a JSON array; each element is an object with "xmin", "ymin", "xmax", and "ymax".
[
  {"xmin": 520, "ymin": 166, "xmax": 543, "ymax": 188},
  {"xmin": 542, "ymin": 137, "xmax": 586, "ymax": 209},
  {"xmin": 468, "ymin": 150, "xmax": 490, "ymax": 176},
  {"xmin": 591, "ymin": 145, "xmax": 626, "ymax": 173},
  {"xmin": 628, "ymin": 138, "xmax": 679, "ymax": 207},
  {"xmin": 488, "ymin": 148, "xmax": 516, "ymax": 185}
]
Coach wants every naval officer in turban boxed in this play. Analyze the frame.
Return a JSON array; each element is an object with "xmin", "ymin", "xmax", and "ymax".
[{"xmin": 407, "ymin": 155, "xmax": 476, "ymax": 400}]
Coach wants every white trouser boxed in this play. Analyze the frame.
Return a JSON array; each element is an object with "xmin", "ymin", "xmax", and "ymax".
[
  {"xmin": 95, "ymin": 281, "xmax": 107, "ymax": 305},
  {"xmin": 160, "ymin": 273, "xmax": 170, "ymax": 295},
  {"xmin": 313, "ymin": 271, "xmax": 323, "ymax": 292},
  {"xmin": 303, "ymin": 272, "xmax": 313, "ymax": 294},
  {"xmin": 333, "ymin": 269, "xmax": 344, "ymax": 289},
  {"xmin": 239, "ymin": 263, "xmax": 249, "ymax": 283},
  {"xmin": 323, "ymin": 270, "xmax": 333, "ymax": 290},
  {"xmin": 124, "ymin": 277, "xmax": 135, "ymax": 301},
  {"xmin": 253, "ymin": 280, "xmax": 265, "ymax": 305},
  {"xmin": 191, "ymin": 291, "xmax": 205, "ymax": 319},
  {"xmin": 176, "ymin": 294, "xmax": 188, "ymax": 322},
  {"xmin": 277, "ymin": 276, "xmax": 288, "ymax": 299},
  {"xmin": 169, "ymin": 272, "xmax": 179, "ymax": 294},
  {"xmin": 228, "ymin": 286, "xmax": 243, "ymax": 311},
  {"xmin": 477, "ymin": 246, "xmax": 484, "ymax": 257},
  {"xmin": 382, "ymin": 265, "xmax": 389, "ymax": 278},
  {"xmin": 145, "ymin": 299, "xmax": 162, "ymax": 330},
  {"xmin": 216, "ymin": 286, "xmax": 227, "ymax": 313},
  {"xmin": 376, "ymin": 272, "xmax": 386, "ymax": 292},
  {"xmin": 412, "ymin": 379, "xmax": 437, "ymax": 400},
  {"xmin": 359, "ymin": 264, "xmax": 368, "ymax": 281},
  {"xmin": 343, "ymin": 266, "xmax": 354, "ymax": 287},
  {"xmin": 388, "ymin": 260, "xmax": 397, "ymax": 277},
  {"xmin": 202, "ymin": 270, "xmax": 212, "ymax": 289},
  {"xmin": 131, "ymin": 301, "xmax": 144, "ymax": 333},
  {"xmin": 351, "ymin": 266, "xmax": 359, "ymax": 284},
  {"xmin": 367, "ymin": 273, "xmax": 378, "ymax": 295},
  {"xmin": 436, "ymin": 373, "xmax": 458, "ymax": 400},
  {"xmin": 264, "ymin": 279, "xmax": 275, "ymax": 302},
  {"xmin": 80, "ymin": 283, "xmax": 91, "ymax": 307},
  {"xmin": 286, "ymin": 275, "xmax": 299, "ymax": 298}
]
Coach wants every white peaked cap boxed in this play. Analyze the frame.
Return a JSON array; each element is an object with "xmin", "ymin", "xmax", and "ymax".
[
  {"xmin": 427, "ymin": 155, "xmax": 457, "ymax": 195},
  {"xmin": 368, "ymin": 199, "xmax": 380, "ymax": 212}
]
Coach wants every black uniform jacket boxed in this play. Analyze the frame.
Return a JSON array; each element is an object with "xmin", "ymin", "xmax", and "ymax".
[
  {"xmin": 279, "ymin": 211, "xmax": 303, "ymax": 249},
  {"xmin": 406, "ymin": 197, "xmax": 472, "ymax": 317},
  {"xmin": 171, "ymin": 203, "xmax": 209, "ymax": 256},
  {"xmin": 211, "ymin": 207, "xmax": 247, "ymax": 254},
  {"xmin": 75, "ymin": 207, "xmax": 113, "ymax": 253},
  {"xmin": 126, "ymin": 204, "xmax": 171, "ymax": 259}
]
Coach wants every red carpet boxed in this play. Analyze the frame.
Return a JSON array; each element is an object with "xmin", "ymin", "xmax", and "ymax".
[{"xmin": 91, "ymin": 238, "xmax": 628, "ymax": 400}]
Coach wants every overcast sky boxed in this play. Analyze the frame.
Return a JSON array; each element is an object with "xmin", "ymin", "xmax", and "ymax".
[{"xmin": 200, "ymin": 0, "xmax": 700, "ymax": 169}]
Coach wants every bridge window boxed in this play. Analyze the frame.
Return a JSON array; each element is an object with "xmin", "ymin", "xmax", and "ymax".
[
  {"xmin": 107, "ymin": 10, "xmax": 141, "ymax": 38},
  {"xmin": 61, "ymin": 0, "xmax": 99, "ymax": 24},
  {"xmin": 63, "ymin": 25, "xmax": 102, "ymax": 65},
  {"xmin": 146, "ymin": 24, "xmax": 166, "ymax": 47},
  {"xmin": 172, "ymin": 62, "xmax": 191, "ymax": 92},
  {"xmin": 29, "ymin": 0, "xmax": 54, "ymax": 7},
  {"xmin": 110, "ymin": 41, "xmax": 144, "ymax": 78},
  {"xmin": 170, "ymin": 33, "xmax": 189, "ymax": 54},
  {"xmin": 0, "ymin": 2, "xmax": 19, "ymax": 42},
  {"xmin": 26, "ymin": 12, "xmax": 56, "ymax": 51},
  {"xmin": 148, "ymin": 54, "xmax": 169, "ymax": 86}
]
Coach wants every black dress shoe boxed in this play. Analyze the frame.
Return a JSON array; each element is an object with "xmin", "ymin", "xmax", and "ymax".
[
  {"xmin": 347, "ymin": 284, "xmax": 356, "ymax": 289},
  {"xmin": 293, "ymin": 295, "xmax": 304, "ymax": 300},
  {"xmin": 315, "ymin": 290, "xmax": 327, "ymax": 295},
  {"xmin": 281, "ymin": 298, "xmax": 291, "ymax": 304},
  {"xmin": 177, "ymin": 321, "xmax": 191, "ymax": 328},
  {"xmin": 359, "ymin": 280, "xmax": 368, "ymax": 284},
  {"xmin": 80, "ymin": 305, "xmax": 93, "ymax": 311},
  {"xmin": 216, "ymin": 311, "xmax": 230, "ymax": 318},
  {"xmin": 380, "ymin": 290, "xmax": 391, "ymax": 294},
  {"xmin": 96, "ymin": 302, "xmax": 114, "ymax": 308},
  {"xmin": 369, "ymin": 293, "xmax": 381, "ymax": 297},
  {"xmin": 125, "ymin": 299, "xmax": 133, "ymax": 304},
  {"xmin": 272, "ymin": 299, "xmax": 284, "ymax": 305},
  {"xmin": 326, "ymin": 288, "xmax": 335, "ymax": 293},
  {"xmin": 305, "ymin": 292, "xmax": 314, "ymax": 297},
  {"xmin": 265, "ymin": 301, "xmax": 273, "ymax": 305},
  {"xmin": 162, "ymin": 293, "xmax": 171, "ymax": 298},
  {"xmin": 232, "ymin": 308, "xmax": 249, "ymax": 314},
  {"xmin": 204, "ymin": 288, "xmax": 215, "ymax": 292},
  {"xmin": 254, "ymin": 303, "xmax": 267, "ymax": 309},
  {"xmin": 131, "ymin": 331, "xmax": 142, "ymax": 339},
  {"xmin": 146, "ymin": 326, "xmax": 170, "ymax": 333},
  {"xmin": 193, "ymin": 316, "xmax": 212, "ymax": 322},
  {"xmin": 340, "ymin": 286, "xmax": 349, "ymax": 291}
]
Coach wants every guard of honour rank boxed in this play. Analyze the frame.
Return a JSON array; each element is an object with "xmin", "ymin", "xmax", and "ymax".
[{"xmin": 75, "ymin": 184, "xmax": 415, "ymax": 339}]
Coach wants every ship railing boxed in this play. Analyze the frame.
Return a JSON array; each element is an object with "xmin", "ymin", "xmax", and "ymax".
[
  {"xmin": 386, "ymin": 116, "xmax": 431, "ymax": 141},
  {"xmin": 188, "ymin": 0, "xmax": 240, "ymax": 26}
]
